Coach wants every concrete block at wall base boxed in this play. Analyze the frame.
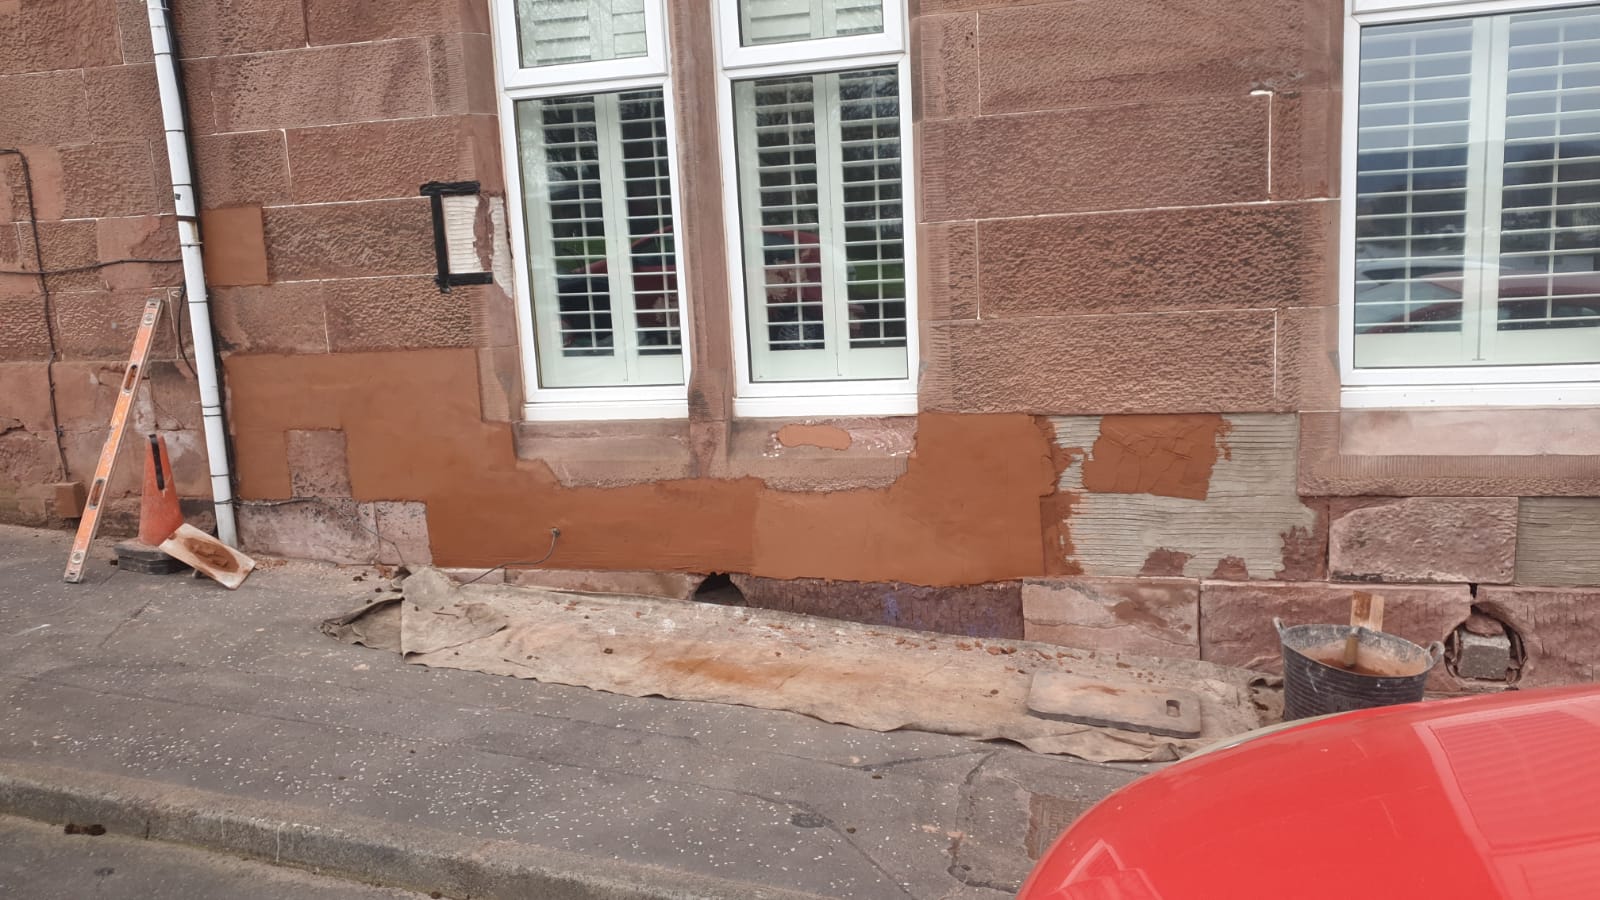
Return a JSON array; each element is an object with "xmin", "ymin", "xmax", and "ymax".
[
  {"xmin": 1199, "ymin": 581, "xmax": 1473, "ymax": 690},
  {"xmin": 1328, "ymin": 497, "xmax": 1517, "ymax": 584},
  {"xmin": 503, "ymin": 568, "xmax": 705, "ymax": 601},
  {"xmin": 1476, "ymin": 586, "xmax": 1600, "ymax": 687},
  {"xmin": 1022, "ymin": 576, "xmax": 1199, "ymax": 658},
  {"xmin": 237, "ymin": 499, "xmax": 430, "ymax": 567},
  {"xmin": 729, "ymin": 574, "xmax": 1024, "ymax": 640}
]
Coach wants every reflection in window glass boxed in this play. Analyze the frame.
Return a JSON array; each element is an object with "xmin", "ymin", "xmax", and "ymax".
[
  {"xmin": 739, "ymin": 0, "xmax": 883, "ymax": 47},
  {"xmin": 515, "ymin": 88, "xmax": 682, "ymax": 387},
  {"xmin": 1353, "ymin": 6, "xmax": 1600, "ymax": 368},
  {"xmin": 733, "ymin": 67, "xmax": 906, "ymax": 382},
  {"xmin": 516, "ymin": 0, "xmax": 648, "ymax": 68}
]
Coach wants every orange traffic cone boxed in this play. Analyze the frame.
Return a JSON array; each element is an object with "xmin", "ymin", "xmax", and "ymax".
[{"xmin": 137, "ymin": 433, "xmax": 185, "ymax": 546}]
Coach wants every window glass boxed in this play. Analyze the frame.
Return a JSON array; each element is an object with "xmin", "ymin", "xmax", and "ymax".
[
  {"xmin": 516, "ymin": 0, "xmax": 648, "ymax": 68},
  {"xmin": 733, "ymin": 66, "xmax": 906, "ymax": 382},
  {"xmin": 516, "ymin": 88, "xmax": 683, "ymax": 387},
  {"xmin": 739, "ymin": 0, "xmax": 884, "ymax": 47},
  {"xmin": 1354, "ymin": 7, "xmax": 1600, "ymax": 368}
]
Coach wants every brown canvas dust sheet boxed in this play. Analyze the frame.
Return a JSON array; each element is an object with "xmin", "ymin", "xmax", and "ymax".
[{"xmin": 323, "ymin": 569, "xmax": 1277, "ymax": 763}]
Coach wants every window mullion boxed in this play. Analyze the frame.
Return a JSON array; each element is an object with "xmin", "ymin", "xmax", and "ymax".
[
  {"xmin": 815, "ymin": 71, "xmax": 850, "ymax": 377},
  {"xmin": 815, "ymin": 0, "xmax": 834, "ymax": 40},
  {"xmin": 595, "ymin": 92, "xmax": 643, "ymax": 381},
  {"xmin": 1475, "ymin": 14, "xmax": 1512, "ymax": 363}
]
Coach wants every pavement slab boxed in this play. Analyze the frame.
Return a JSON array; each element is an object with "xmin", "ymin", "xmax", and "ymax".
[{"xmin": 0, "ymin": 524, "xmax": 1146, "ymax": 899}]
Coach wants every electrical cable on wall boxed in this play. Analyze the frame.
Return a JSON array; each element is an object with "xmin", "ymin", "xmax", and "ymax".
[{"xmin": 1, "ymin": 147, "xmax": 71, "ymax": 483}]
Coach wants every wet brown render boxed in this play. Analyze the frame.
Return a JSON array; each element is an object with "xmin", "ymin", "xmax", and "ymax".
[{"xmin": 226, "ymin": 348, "xmax": 1057, "ymax": 586}]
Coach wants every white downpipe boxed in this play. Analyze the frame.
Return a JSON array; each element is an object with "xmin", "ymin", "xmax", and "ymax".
[{"xmin": 146, "ymin": 0, "xmax": 238, "ymax": 547}]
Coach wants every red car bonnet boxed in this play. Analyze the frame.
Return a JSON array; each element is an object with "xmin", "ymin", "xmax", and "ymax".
[{"xmin": 1019, "ymin": 686, "xmax": 1600, "ymax": 900}]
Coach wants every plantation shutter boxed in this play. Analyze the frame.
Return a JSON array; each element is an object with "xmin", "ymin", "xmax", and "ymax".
[
  {"xmin": 518, "ymin": 89, "xmax": 683, "ymax": 388},
  {"xmin": 733, "ymin": 66, "xmax": 907, "ymax": 382},
  {"xmin": 738, "ymin": 0, "xmax": 884, "ymax": 46},
  {"xmin": 516, "ymin": 0, "xmax": 649, "ymax": 68}
]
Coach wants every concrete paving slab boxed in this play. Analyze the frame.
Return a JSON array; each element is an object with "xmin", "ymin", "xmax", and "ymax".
[{"xmin": 0, "ymin": 524, "xmax": 1144, "ymax": 898}]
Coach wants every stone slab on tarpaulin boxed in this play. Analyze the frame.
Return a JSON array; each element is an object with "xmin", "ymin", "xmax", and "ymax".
[{"xmin": 321, "ymin": 569, "xmax": 1278, "ymax": 763}]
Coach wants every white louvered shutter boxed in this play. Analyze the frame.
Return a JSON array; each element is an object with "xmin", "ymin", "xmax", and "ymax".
[
  {"xmin": 738, "ymin": 0, "xmax": 883, "ymax": 46},
  {"xmin": 517, "ymin": 89, "xmax": 683, "ymax": 388},
  {"xmin": 1353, "ymin": 7, "xmax": 1600, "ymax": 369},
  {"xmin": 516, "ymin": 0, "xmax": 648, "ymax": 68},
  {"xmin": 734, "ymin": 66, "xmax": 907, "ymax": 382}
]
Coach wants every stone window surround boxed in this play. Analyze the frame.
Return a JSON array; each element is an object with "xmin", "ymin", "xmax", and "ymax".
[
  {"xmin": 490, "ymin": 0, "xmax": 920, "ymax": 425},
  {"xmin": 1339, "ymin": 0, "xmax": 1600, "ymax": 410}
]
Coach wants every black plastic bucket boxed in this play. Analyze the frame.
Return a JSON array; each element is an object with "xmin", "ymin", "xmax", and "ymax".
[{"xmin": 1275, "ymin": 618, "xmax": 1444, "ymax": 721}]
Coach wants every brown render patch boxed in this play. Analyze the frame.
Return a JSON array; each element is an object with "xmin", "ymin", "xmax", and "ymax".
[
  {"xmin": 775, "ymin": 423, "xmax": 852, "ymax": 451},
  {"xmin": 1035, "ymin": 417, "xmax": 1082, "ymax": 577},
  {"xmin": 1079, "ymin": 413, "xmax": 1228, "ymax": 501},
  {"xmin": 225, "ymin": 348, "xmax": 1057, "ymax": 586}
]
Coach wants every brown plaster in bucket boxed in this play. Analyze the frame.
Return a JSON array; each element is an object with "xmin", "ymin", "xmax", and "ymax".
[
  {"xmin": 1079, "ymin": 414, "xmax": 1228, "ymax": 501},
  {"xmin": 225, "ymin": 349, "xmax": 1056, "ymax": 586}
]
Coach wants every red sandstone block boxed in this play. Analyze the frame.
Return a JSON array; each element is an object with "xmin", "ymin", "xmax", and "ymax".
[
  {"xmin": 428, "ymin": 33, "xmax": 498, "ymax": 117},
  {"xmin": 1199, "ymin": 580, "xmax": 1472, "ymax": 679},
  {"xmin": 0, "ymin": 294, "xmax": 50, "ymax": 362},
  {"xmin": 286, "ymin": 115, "xmax": 497, "ymax": 204},
  {"xmin": 1023, "ymin": 576, "xmax": 1199, "ymax": 658},
  {"xmin": 0, "ymin": 0, "xmax": 120, "ymax": 76},
  {"xmin": 1271, "ymin": 89, "xmax": 1341, "ymax": 202},
  {"xmin": 116, "ymin": 0, "xmax": 153, "ymax": 64},
  {"xmin": 1475, "ymin": 586, "xmax": 1600, "ymax": 687},
  {"xmin": 916, "ymin": 13, "xmax": 979, "ymax": 121},
  {"xmin": 919, "ymin": 220, "xmax": 978, "ymax": 321},
  {"xmin": 1275, "ymin": 304, "xmax": 1340, "ymax": 413},
  {"xmin": 132, "ymin": 361, "xmax": 204, "ymax": 432},
  {"xmin": 55, "ymin": 141, "xmax": 163, "ymax": 219},
  {"xmin": 96, "ymin": 215, "xmax": 181, "ymax": 291},
  {"xmin": 85, "ymin": 64, "xmax": 163, "ymax": 142},
  {"xmin": 209, "ymin": 283, "xmax": 330, "ymax": 354},
  {"xmin": 261, "ymin": 198, "xmax": 436, "ymax": 281},
  {"xmin": 920, "ymin": 96, "xmax": 1269, "ymax": 221},
  {"xmin": 977, "ymin": 0, "xmax": 1339, "ymax": 115},
  {"xmin": 210, "ymin": 41, "xmax": 434, "ymax": 132},
  {"xmin": 921, "ymin": 311, "xmax": 1276, "ymax": 414},
  {"xmin": 323, "ymin": 275, "xmax": 476, "ymax": 352},
  {"xmin": 0, "ymin": 363, "xmax": 54, "ymax": 430},
  {"xmin": 286, "ymin": 428, "xmax": 352, "ymax": 498},
  {"xmin": 306, "ymin": 0, "xmax": 483, "ymax": 45},
  {"xmin": 172, "ymin": 0, "xmax": 307, "ymax": 57},
  {"xmin": 978, "ymin": 202, "xmax": 1335, "ymax": 319},
  {"xmin": 0, "ymin": 71, "xmax": 90, "ymax": 146},
  {"xmin": 35, "ymin": 220, "xmax": 100, "ymax": 293},
  {"xmin": 193, "ymin": 131, "xmax": 292, "ymax": 208},
  {"xmin": 51, "ymin": 290, "xmax": 174, "ymax": 361},
  {"xmin": 1329, "ymin": 497, "xmax": 1518, "ymax": 584}
]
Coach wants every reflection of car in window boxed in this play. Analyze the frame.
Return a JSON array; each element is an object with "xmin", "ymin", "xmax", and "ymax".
[{"xmin": 1355, "ymin": 256, "xmax": 1600, "ymax": 334}]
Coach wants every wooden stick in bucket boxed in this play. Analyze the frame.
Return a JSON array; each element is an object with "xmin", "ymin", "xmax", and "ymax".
[{"xmin": 1344, "ymin": 591, "xmax": 1386, "ymax": 669}]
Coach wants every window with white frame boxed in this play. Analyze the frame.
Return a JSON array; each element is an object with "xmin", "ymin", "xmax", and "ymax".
[
  {"xmin": 1346, "ymin": 0, "xmax": 1600, "ymax": 403},
  {"xmin": 719, "ymin": 0, "xmax": 915, "ymax": 402},
  {"xmin": 497, "ymin": 0, "xmax": 688, "ymax": 409},
  {"xmin": 493, "ymin": 0, "xmax": 914, "ymax": 418}
]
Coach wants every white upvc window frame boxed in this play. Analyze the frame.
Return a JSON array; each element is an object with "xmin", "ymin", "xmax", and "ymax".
[
  {"xmin": 491, "ymin": 0, "xmax": 694, "ymax": 421},
  {"xmin": 1341, "ymin": 0, "xmax": 1600, "ymax": 408},
  {"xmin": 714, "ymin": 0, "xmax": 919, "ymax": 419}
]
